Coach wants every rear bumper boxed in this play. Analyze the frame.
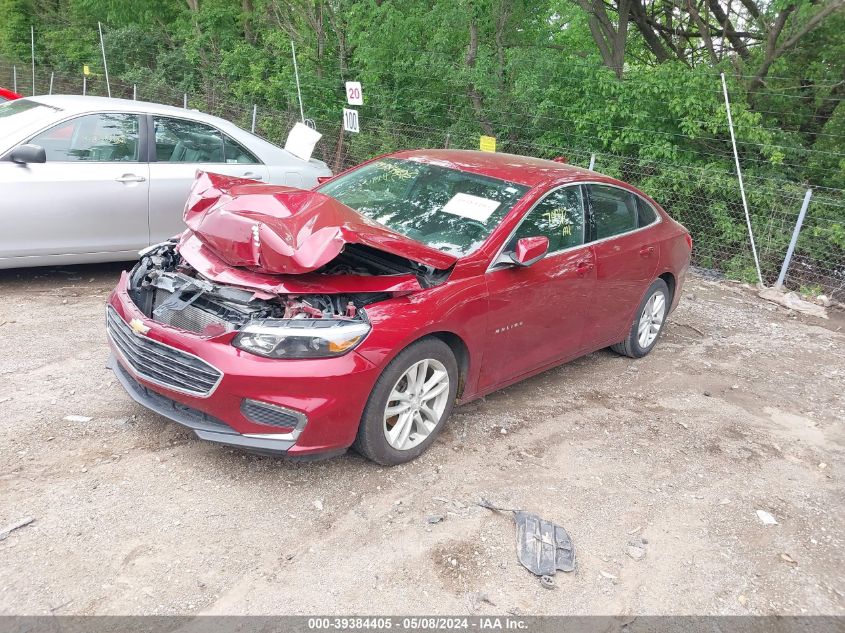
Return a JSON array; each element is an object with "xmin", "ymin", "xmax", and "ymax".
[{"xmin": 670, "ymin": 262, "xmax": 689, "ymax": 314}]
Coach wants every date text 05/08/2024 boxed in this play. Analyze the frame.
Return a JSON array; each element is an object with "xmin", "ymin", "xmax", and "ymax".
[{"xmin": 306, "ymin": 617, "xmax": 529, "ymax": 631}]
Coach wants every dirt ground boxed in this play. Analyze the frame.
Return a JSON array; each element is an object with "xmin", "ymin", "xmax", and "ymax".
[{"xmin": 0, "ymin": 263, "xmax": 843, "ymax": 616}]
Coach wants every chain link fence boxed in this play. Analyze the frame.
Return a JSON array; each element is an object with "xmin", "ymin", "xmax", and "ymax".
[{"xmin": 3, "ymin": 61, "xmax": 843, "ymax": 300}]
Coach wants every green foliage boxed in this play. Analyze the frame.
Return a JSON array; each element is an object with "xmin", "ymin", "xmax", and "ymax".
[
  {"xmin": 0, "ymin": 0, "xmax": 842, "ymax": 291},
  {"xmin": 0, "ymin": 0, "xmax": 32, "ymax": 62}
]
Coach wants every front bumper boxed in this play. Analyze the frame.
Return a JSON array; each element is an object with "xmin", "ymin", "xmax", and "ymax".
[
  {"xmin": 109, "ymin": 356, "xmax": 300, "ymax": 454},
  {"xmin": 106, "ymin": 271, "xmax": 380, "ymax": 457}
]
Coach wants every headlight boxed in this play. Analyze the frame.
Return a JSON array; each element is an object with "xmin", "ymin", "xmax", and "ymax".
[{"xmin": 232, "ymin": 319, "xmax": 371, "ymax": 359}]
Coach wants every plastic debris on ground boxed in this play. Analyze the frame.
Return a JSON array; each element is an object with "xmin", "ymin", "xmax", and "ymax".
[{"xmin": 478, "ymin": 498, "xmax": 575, "ymax": 585}]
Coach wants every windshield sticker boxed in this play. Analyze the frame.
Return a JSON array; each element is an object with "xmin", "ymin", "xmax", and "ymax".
[
  {"xmin": 442, "ymin": 193, "xmax": 501, "ymax": 223},
  {"xmin": 367, "ymin": 161, "xmax": 417, "ymax": 186},
  {"xmin": 545, "ymin": 208, "xmax": 576, "ymax": 237}
]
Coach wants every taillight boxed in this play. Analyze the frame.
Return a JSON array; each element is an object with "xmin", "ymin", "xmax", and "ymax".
[
  {"xmin": 317, "ymin": 175, "xmax": 333, "ymax": 184},
  {"xmin": 685, "ymin": 233, "xmax": 693, "ymax": 251}
]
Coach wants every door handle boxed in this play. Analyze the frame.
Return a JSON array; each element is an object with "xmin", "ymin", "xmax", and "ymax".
[
  {"xmin": 575, "ymin": 260, "xmax": 594, "ymax": 276},
  {"xmin": 243, "ymin": 171, "xmax": 264, "ymax": 180},
  {"xmin": 639, "ymin": 245, "xmax": 655, "ymax": 257},
  {"xmin": 115, "ymin": 174, "xmax": 146, "ymax": 183}
]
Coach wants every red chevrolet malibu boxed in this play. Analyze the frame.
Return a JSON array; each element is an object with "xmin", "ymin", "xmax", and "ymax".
[{"xmin": 106, "ymin": 149, "xmax": 691, "ymax": 464}]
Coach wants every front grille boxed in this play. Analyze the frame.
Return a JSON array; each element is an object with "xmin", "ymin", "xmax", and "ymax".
[
  {"xmin": 152, "ymin": 292, "xmax": 235, "ymax": 336},
  {"xmin": 107, "ymin": 306, "xmax": 222, "ymax": 397},
  {"xmin": 241, "ymin": 399, "xmax": 304, "ymax": 430},
  {"xmin": 113, "ymin": 360, "xmax": 233, "ymax": 432}
]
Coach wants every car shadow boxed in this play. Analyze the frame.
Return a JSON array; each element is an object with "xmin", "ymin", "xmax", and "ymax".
[{"xmin": 0, "ymin": 261, "xmax": 130, "ymax": 288}]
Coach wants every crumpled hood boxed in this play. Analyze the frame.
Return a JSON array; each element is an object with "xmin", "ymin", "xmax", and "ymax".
[{"xmin": 181, "ymin": 171, "xmax": 458, "ymax": 275}]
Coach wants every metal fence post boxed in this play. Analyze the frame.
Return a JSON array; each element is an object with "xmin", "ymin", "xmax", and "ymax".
[
  {"xmin": 48, "ymin": 72, "xmax": 53, "ymax": 95},
  {"xmin": 251, "ymin": 104, "xmax": 257, "ymax": 133},
  {"xmin": 183, "ymin": 93, "xmax": 187, "ymax": 108},
  {"xmin": 133, "ymin": 84, "xmax": 137, "ymax": 100},
  {"xmin": 31, "ymin": 26, "xmax": 35, "ymax": 95},
  {"xmin": 721, "ymin": 73, "xmax": 763, "ymax": 285},
  {"xmin": 775, "ymin": 188, "xmax": 813, "ymax": 289},
  {"xmin": 98, "ymin": 21, "xmax": 111, "ymax": 98},
  {"xmin": 13, "ymin": 66, "xmax": 17, "ymax": 93},
  {"xmin": 588, "ymin": 154, "xmax": 596, "ymax": 171},
  {"xmin": 291, "ymin": 40, "xmax": 305, "ymax": 123}
]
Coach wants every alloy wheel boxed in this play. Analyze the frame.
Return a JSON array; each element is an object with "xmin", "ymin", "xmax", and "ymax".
[
  {"xmin": 637, "ymin": 290, "xmax": 666, "ymax": 348},
  {"xmin": 383, "ymin": 358, "xmax": 450, "ymax": 451}
]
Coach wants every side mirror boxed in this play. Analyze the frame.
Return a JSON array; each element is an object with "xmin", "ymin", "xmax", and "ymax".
[
  {"xmin": 9, "ymin": 144, "xmax": 46, "ymax": 165},
  {"xmin": 509, "ymin": 236, "xmax": 549, "ymax": 267}
]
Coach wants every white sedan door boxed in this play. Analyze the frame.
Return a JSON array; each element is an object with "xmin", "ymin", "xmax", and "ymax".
[
  {"xmin": 147, "ymin": 115, "xmax": 270, "ymax": 243},
  {"xmin": 0, "ymin": 112, "xmax": 149, "ymax": 262}
]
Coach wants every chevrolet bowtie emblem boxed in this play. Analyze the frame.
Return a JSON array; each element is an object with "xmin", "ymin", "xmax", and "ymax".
[{"xmin": 129, "ymin": 318, "xmax": 151, "ymax": 335}]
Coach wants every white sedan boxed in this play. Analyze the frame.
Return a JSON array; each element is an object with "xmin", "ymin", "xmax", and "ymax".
[{"xmin": 0, "ymin": 95, "xmax": 332, "ymax": 269}]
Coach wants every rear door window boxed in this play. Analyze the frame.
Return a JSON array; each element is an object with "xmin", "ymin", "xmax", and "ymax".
[
  {"xmin": 153, "ymin": 116, "xmax": 259, "ymax": 164},
  {"xmin": 28, "ymin": 113, "xmax": 140, "ymax": 162},
  {"xmin": 636, "ymin": 196, "xmax": 658, "ymax": 226},
  {"xmin": 586, "ymin": 184, "xmax": 638, "ymax": 240},
  {"xmin": 223, "ymin": 135, "xmax": 260, "ymax": 164}
]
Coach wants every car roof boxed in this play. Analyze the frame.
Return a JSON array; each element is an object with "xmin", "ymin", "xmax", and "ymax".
[
  {"xmin": 15, "ymin": 94, "xmax": 328, "ymax": 165},
  {"xmin": 25, "ymin": 94, "xmax": 240, "ymax": 128},
  {"xmin": 390, "ymin": 148, "xmax": 598, "ymax": 188}
]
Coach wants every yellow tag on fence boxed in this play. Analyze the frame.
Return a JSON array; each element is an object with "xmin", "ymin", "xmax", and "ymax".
[
  {"xmin": 83, "ymin": 65, "xmax": 90, "ymax": 76},
  {"xmin": 479, "ymin": 135, "xmax": 496, "ymax": 152}
]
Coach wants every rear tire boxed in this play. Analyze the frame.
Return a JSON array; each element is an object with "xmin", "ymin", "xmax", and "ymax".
[
  {"xmin": 611, "ymin": 278, "xmax": 670, "ymax": 358},
  {"xmin": 353, "ymin": 337, "xmax": 458, "ymax": 465}
]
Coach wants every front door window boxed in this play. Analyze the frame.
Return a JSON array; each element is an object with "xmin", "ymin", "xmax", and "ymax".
[
  {"xmin": 509, "ymin": 185, "xmax": 585, "ymax": 253},
  {"xmin": 29, "ymin": 113, "xmax": 140, "ymax": 162}
]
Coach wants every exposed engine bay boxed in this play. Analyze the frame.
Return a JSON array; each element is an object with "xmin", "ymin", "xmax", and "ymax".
[{"xmin": 128, "ymin": 241, "xmax": 387, "ymax": 337}]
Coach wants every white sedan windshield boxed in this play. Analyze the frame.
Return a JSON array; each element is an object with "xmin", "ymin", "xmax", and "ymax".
[{"xmin": 0, "ymin": 99, "xmax": 62, "ymax": 145}]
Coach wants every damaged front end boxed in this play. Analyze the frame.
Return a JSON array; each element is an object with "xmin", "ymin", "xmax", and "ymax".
[
  {"xmin": 104, "ymin": 171, "xmax": 466, "ymax": 457},
  {"xmin": 127, "ymin": 241, "xmax": 382, "ymax": 359},
  {"xmin": 182, "ymin": 171, "xmax": 457, "ymax": 284},
  {"xmin": 121, "ymin": 171, "xmax": 459, "ymax": 357}
]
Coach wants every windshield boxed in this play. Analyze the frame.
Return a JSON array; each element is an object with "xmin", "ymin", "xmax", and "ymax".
[
  {"xmin": 0, "ymin": 99, "xmax": 61, "ymax": 141},
  {"xmin": 318, "ymin": 158, "xmax": 529, "ymax": 256}
]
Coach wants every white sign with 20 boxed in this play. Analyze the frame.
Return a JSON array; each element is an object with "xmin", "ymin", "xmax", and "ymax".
[{"xmin": 345, "ymin": 81, "xmax": 363, "ymax": 105}]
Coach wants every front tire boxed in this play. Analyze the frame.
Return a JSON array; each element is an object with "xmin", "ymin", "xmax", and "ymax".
[
  {"xmin": 611, "ymin": 278, "xmax": 670, "ymax": 358},
  {"xmin": 353, "ymin": 337, "xmax": 458, "ymax": 465}
]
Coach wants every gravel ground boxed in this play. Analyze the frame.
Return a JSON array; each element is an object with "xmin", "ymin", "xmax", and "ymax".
[{"xmin": 0, "ymin": 264, "xmax": 843, "ymax": 616}]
